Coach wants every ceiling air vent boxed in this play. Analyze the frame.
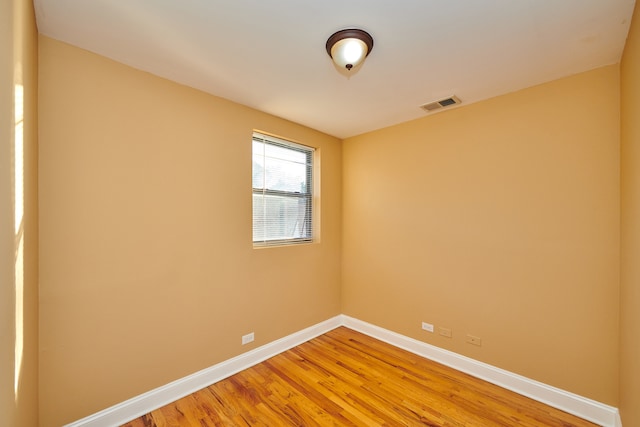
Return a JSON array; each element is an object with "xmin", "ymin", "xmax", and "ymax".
[{"xmin": 420, "ymin": 95, "xmax": 461, "ymax": 113}]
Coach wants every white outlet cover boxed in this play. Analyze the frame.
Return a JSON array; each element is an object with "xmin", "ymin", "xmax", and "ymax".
[
  {"xmin": 242, "ymin": 332, "xmax": 254, "ymax": 345},
  {"xmin": 422, "ymin": 322, "xmax": 434, "ymax": 333}
]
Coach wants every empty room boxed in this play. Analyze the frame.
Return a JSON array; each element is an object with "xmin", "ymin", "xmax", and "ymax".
[{"xmin": 2, "ymin": 0, "xmax": 640, "ymax": 426}]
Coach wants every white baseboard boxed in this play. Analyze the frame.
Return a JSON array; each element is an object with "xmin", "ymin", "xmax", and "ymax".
[
  {"xmin": 64, "ymin": 316, "xmax": 342, "ymax": 427},
  {"xmin": 340, "ymin": 315, "xmax": 621, "ymax": 427},
  {"xmin": 66, "ymin": 314, "xmax": 621, "ymax": 427}
]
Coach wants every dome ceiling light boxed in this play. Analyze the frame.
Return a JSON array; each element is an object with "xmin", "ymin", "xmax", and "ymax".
[{"xmin": 326, "ymin": 29, "xmax": 374, "ymax": 72}]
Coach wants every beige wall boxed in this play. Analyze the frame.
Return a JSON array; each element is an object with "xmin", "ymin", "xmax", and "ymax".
[
  {"xmin": 38, "ymin": 36, "xmax": 342, "ymax": 426},
  {"xmin": 0, "ymin": 0, "xmax": 39, "ymax": 426},
  {"xmin": 343, "ymin": 65, "xmax": 620, "ymax": 405},
  {"xmin": 0, "ymin": 0, "xmax": 14, "ymax": 418},
  {"xmin": 620, "ymin": 2, "xmax": 640, "ymax": 426}
]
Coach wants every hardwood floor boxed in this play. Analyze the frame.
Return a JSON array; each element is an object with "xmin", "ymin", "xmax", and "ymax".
[{"xmin": 122, "ymin": 327, "xmax": 599, "ymax": 426}]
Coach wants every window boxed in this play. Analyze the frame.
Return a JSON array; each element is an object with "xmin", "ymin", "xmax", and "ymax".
[{"xmin": 252, "ymin": 132, "xmax": 314, "ymax": 246}]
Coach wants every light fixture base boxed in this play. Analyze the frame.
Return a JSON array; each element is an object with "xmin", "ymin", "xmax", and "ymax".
[{"xmin": 326, "ymin": 29, "xmax": 374, "ymax": 72}]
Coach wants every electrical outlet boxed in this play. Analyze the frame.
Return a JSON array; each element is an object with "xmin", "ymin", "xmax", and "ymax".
[
  {"xmin": 242, "ymin": 332, "xmax": 254, "ymax": 345},
  {"xmin": 438, "ymin": 327, "xmax": 452, "ymax": 338},
  {"xmin": 466, "ymin": 335, "xmax": 482, "ymax": 346},
  {"xmin": 421, "ymin": 322, "xmax": 434, "ymax": 332}
]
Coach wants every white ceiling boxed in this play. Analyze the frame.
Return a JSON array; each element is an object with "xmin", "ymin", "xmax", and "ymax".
[{"xmin": 34, "ymin": 0, "xmax": 636, "ymax": 139}]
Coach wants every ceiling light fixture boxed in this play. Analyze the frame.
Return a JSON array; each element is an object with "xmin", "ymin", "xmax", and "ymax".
[{"xmin": 326, "ymin": 29, "xmax": 374, "ymax": 72}]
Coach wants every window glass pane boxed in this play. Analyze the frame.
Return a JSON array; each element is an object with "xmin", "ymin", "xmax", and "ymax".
[
  {"xmin": 253, "ymin": 140, "xmax": 309, "ymax": 193},
  {"xmin": 263, "ymin": 156, "xmax": 307, "ymax": 193}
]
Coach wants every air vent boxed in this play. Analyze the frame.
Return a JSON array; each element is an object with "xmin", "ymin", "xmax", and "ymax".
[{"xmin": 420, "ymin": 95, "xmax": 461, "ymax": 113}]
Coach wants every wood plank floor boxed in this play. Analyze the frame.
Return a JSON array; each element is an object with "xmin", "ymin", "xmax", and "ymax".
[{"xmin": 122, "ymin": 327, "xmax": 599, "ymax": 426}]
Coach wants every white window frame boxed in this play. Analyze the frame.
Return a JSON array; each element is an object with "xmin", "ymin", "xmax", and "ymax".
[{"xmin": 252, "ymin": 132, "xmax": 314, "ymax": 247}]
